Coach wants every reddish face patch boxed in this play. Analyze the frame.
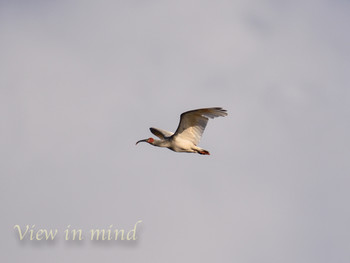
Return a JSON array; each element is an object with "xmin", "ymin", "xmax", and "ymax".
[{"xmin": 147, "ymin": 138, "xmax": 154, "ymax": 143}]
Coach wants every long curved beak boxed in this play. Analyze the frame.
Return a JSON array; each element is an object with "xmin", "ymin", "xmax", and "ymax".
[{"xmin": 136, "ymin": 139, "xmax": 148, "ymax": 145}]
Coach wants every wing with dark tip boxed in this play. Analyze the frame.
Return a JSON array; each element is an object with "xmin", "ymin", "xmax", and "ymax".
[
  {"xmin": 172, "ymin": 107, "xmax": 227, "ymax": 145},
  {"xmin": 150, "ymin": 127, "xmax": 174, "ymax": 139}
]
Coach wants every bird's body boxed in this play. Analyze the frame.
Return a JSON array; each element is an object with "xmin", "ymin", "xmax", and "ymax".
[
  {"xmin": 152, "ymin": 136, "xmax": 200, "ymax": 153},
  {"xmin": 136, "ymin": 107, "xmax": 227, "ymax": 155}
]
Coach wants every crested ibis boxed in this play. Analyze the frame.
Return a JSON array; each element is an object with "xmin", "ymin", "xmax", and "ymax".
[{"xmin": 136, "ymin": 107, "xmax": 227, "ymax": 155}]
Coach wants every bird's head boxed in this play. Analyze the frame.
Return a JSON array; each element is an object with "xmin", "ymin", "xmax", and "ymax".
[{"xmin": 136, "ymin": 137, "xmax": 154, "ymax": 145}]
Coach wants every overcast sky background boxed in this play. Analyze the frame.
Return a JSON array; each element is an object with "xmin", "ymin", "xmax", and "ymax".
[{"xmin": 1, "ymin": 0, "xmax": 350, "ymax": 262}]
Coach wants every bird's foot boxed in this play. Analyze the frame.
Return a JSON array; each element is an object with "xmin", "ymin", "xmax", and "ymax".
[{"xmin": 198, "ymin": 150, "xmax": 210, "ymax": 155}]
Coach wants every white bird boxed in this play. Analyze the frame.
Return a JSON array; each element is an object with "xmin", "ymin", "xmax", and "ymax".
[{"xmin": 136, "ymin": 107, "xmax": 227, "ymax": 155}]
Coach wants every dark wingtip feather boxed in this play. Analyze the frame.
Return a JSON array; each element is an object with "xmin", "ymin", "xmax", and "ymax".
[{"xmin": 211, "ymin": 107, "xmax": 228, "ymax": 116}]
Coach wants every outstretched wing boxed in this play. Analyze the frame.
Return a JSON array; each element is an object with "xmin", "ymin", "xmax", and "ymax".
[
  {"xmin": 172, "ymin": 107, "xmax": 227, "ymax": 145},
  {"xmin": 150, "ymin": 127, "xmax": 174, "ymax": 139}
]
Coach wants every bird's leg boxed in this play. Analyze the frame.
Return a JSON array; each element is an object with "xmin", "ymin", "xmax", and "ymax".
[{"xmin": 198, "ymin": 150, "xmax": 210, "ymax": 155}]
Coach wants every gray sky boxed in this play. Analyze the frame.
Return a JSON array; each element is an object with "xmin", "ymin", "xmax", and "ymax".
[{"xmin": 1, "ymin": 0, "xmax": 350, "ymax": 262}]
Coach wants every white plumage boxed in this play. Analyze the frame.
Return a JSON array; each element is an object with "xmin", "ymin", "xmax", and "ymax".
[{"xmin": 136, "ymin": 107, "xmax": 227, "ymax": 155}]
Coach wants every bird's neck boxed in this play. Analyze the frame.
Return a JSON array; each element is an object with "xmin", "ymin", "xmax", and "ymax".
[{"xmin": 152, "ymin": 139, "xmax": 169, "ymax": 148}]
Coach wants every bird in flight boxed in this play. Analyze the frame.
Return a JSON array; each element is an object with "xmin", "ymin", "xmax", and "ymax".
[{"xmin": 136, "ymin": 107, "xmax": 227, "ymax": 155}]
